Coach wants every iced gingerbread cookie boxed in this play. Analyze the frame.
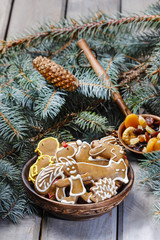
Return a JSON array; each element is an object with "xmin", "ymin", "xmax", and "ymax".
[
  {"xmin": 28, "ymin": 155, "xmax": 54, "ymax": 183},
  {"xmin": 55, "ymin": 141, "xmax": 77, "ymax": 163},
  {"xmin": 75, "ymin": 139, "xmax": 116, "ymax": 165},
  {"xmin": 89, "ymin": 136, "xmax": 125, "ymax": 162},
  {"xmin": 77, "ymin": 158, "xmax": 129, "ymax": 183},
  {"xmin": 35, "ymin": 137, "xmax": 60, "ymax": 156},
  {"xmin": 90, "ymin": 178, "xmax": 118, "ymax": 203},
  {"xmin": 55, "ymin": 160, "xmax": 92, "ymax": 204},
  {"xmin": 34, "ymin": 162, "xmax": 66, "ymax": 198}
]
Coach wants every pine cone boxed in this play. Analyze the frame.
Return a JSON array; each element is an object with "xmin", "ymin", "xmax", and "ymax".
[{"xmin": 33, "ymin": 56, "xmax": 78, "ymax": 91}]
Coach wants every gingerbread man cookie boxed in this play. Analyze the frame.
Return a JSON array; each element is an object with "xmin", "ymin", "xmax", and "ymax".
[{"xmin": 55, "ymin": 160, "xmax": 92, "ymax": 204}]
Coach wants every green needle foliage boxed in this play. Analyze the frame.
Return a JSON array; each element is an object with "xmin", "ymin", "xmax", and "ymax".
[{"xmin": 0, "ymin": 1, "xmax": 160, "ymax": 222}]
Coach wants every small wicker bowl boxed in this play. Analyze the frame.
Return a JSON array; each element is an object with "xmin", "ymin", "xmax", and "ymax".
[
  {"xmin": 22, "ymin": 156, "xmax": 134, "ymax": 221},
  {"xmin": 118, "ymin": 114, "xmax": 160, "ymax": 154}
]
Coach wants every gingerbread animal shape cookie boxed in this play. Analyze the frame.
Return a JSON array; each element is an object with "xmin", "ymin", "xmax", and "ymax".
[
  {"xmin": 35, "ymin": 162, "xmax": 65, "ymax": 195},
  {"xmin": 77, "ymin": 158, "xmax": 129, "ymax": 184},
  {"xmin": 28, "ymin": 155, "xmax": 54, "ymax": 183},
  {"xmin": 89, "ymin": 136, "xmax": 125, "ymax": 162},
  {"xmin": 74, "ymin": 140, "xmax": 109, "ymax": 165},
  {"xmin": 55, "ymin": 142, "xmax": 77, "ymax": 163},
  {"xmin": 90, "ymin": 178, "xmax": 118, "ymax": 203},
  {"xmin": 35, "ymin": 137, "xmax": 60, "ymax": 156}
]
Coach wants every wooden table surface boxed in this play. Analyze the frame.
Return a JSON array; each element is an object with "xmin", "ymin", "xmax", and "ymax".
[{"xmin": 0, "ymin": 0, "xmax": 159, "ymax": 239}]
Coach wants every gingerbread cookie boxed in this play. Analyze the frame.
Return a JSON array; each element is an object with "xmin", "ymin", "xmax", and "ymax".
[
  {"xmin": 35, "ymin": 158, "xmax": 128, "ymax": 200},
  {"xmin": 90, "ymin": 178, "xmax": 118, "ymax": 203},
  {"xmin": 28, "ymin": 155, "xmax": 54, "ymax": 183},
  {"xmin": 75, "ymin": 140, "xmax": 110, "ymax": 165},
  {"xmin": 77, "ymin": 158, "xmax": 129, "ymax": 184},
  {"xmin": 34, "ymin": 162, "xmax": 65, "ymax": 195},
  {"xmin": 89, "ymin": 136, "xmax": 125, "ymax": 162},
  {"xmin": 35, "ymin": 137, "xmax": 60, "ymax": 156},
  {"xmin": 56, "ymin": 160, "xmax": 92, "ymax": 204},
  {"xmin": 55, "ymin": 141, "xmax": 77, "ymax": 163}
]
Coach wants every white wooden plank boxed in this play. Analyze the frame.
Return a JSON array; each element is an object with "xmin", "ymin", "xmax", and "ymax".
[
  {"xmin": 0, "ymin": 0, "xmax": 12, "ymax": 39},
  {"xmin": 7, "ymin": 0, "xmax": 66, "ymax": 39},
  {"xmin": 0, "ymin": 215, "xmax": 41, "ymax": 240},
  {"xmin": 41, "ymin": 208, "xmax": 117, "ymax": 240},
  {"xmin": 118, "ymin": 160, "xmax": 160, "ymax": 240},
  {"xmin": 67, "ymin": 0, "xmax": 120, "ymax": 19},
  {"xmin": 122, "ymin": 0, "xmax": 157, "ymax": 14}
]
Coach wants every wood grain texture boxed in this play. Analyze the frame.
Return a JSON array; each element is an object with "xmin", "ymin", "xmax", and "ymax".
[
  {"xmin": 118, "ymin": 159, "xmax": 160, "ymax": 240},
  {"xmin": 122, "ymin": 0, "xmax": 157, "ymax": 14},
  {"xmin": 67, "ymin": 0, "xmax": 120, "ymax": 19},
  {"xmin": 0, "ymin": 215, "xmax": 41, "ymax": 240},
  {"xmin": 0, "ymin": 0, "xmax": 12, "ymax": 39},
  {"xmin": 41, "ymin": 208, "xmax": 117, "ymax": 240},
  {"xmin": 7, "ymin": 0, "xmax": 66, "ymax": 39}
]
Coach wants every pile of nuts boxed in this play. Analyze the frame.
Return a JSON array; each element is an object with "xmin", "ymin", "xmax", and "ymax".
[{"xmin": 122, "ymin": 114, "xmax": 160, "ymax": 152}]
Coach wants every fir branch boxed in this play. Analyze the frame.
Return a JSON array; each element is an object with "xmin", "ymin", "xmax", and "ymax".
[
  {"xmin": 0, "ymin": 106, "xmax": 28, "ymax": 142},
  {"xmin": 119, "ymin": 63, "xmax": 149, "ymax": 86},
  {"xmin": 1, "ymin": 15, "xmax": 160, "ymax": 53},
  {"xmin": 29, "ymin": 113, "xmax": 76, "ymax": 143},
  {"xmin": 125, "ymin": 81, "xmax": 160, "ymax": 114},
  {"xmin": 33, "ymin": 88, "xmax": 66, "ymax": 120},
  {"xmin": 154, "ymin": 202, "xmax": 160, "ymax": 221},
  {"xmin": 139, "ymin": 151, "xmax": 160, "ymax": 219},
  {"xmin": 0, "ymin": 160, "xmax": 20, "ymax": 183},
  {"xmin": 68, "ymin": 111, "xmax": 109, "ymax": 135}
]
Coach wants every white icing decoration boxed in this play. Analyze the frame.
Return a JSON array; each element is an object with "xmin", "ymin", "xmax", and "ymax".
[
  {"xmin": 55, "ymin": 187, "xmax": 66, "ymax": 201},
  {"xmin": 110, "ymin": 148, "xmax": 117, "ymax": 161},
  {"xmin": 69, "ymin": 170, "xmax": 77, "ymax": 175},
  {"xmin": 35, "ymin": 163, "xmax": 65, "ymax": 193},
  {"xmin": 61, "ymin": 199, "xmax": 75, "ymax": 204},
  {"xmin": 89, "ymin": 144, "xmax": 106, "ymax": 156},
  {"xmin": 67, "ymin": 167, "xmax": 70, "ymax": 171},
  {"xmin": 116, "ymin": 169, "xmax": 120, "ymax": 172},
  {"xmin": 92, "ymin": 178, "xmax": 118, "ymax": 201},
  {"xmin": 88, "ymin": 156, "xmax": 108, "ymax": 162},
  {"xmin": 77, "ymin": 140, "xmax": 82, "ymax": 146}
]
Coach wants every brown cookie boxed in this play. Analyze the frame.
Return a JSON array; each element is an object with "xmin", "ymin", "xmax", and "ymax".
[
  {"xmin": 90, "ymin": 178, "xmax": 118, "ymax": 203},
  {"xmin": 56, "ymin": 161, "xmax": 92, "ymax": 204},
  {"xmin": 55, "ymin": 142, "xmax": 77, "ymax": 163},
  {"xmin": 90, "ymin": 136, "xmax": 125, "ymax": 162},
  {"xmin": 28, "ymin": 155, "xmax": 54, "ymax": 183},
  {"xmin": 35, "ymin": 137, "xmax": 60, "ymax": 156}
]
